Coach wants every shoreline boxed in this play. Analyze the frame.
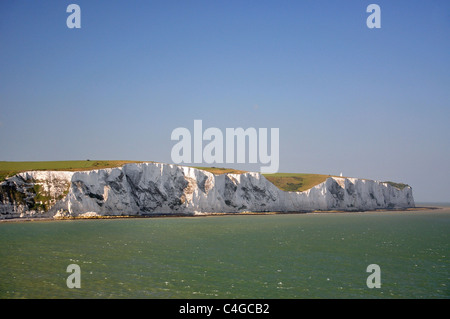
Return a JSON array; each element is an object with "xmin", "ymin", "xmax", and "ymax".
[{"xmin": 0, "ymin": 206, "xmax": 444, "ymax": 223}]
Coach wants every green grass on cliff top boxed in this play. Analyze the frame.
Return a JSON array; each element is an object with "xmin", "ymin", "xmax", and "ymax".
[
  {"xmin": 0, "ymin": 160, "xmax": 143, "ymax": 182},
  {"xmin": 0, "ymin": 161, "xmax": 408, "ymax": 192},
  {"xmin": 192, "ymin": 168, "xmax": 408, "ymax": 191},
  {"xmin": 193, "ymin": 167, "xmax": 332, "ymax": 191},
  {"xmin": 193, "ymin": 168, "xmax": 330, "ymax": 192},
  {"xmin": 262, "ymin": 173, "xmax": 331, "ymax": 192},
  {"xmin": 0, "ymin": 161, "xmax": 330, "ymax": 191}
]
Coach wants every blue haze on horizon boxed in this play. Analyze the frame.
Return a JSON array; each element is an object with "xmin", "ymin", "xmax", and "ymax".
[{"xmin": 0, "ymin": 1, "xmax": 449, "ymax": 202}]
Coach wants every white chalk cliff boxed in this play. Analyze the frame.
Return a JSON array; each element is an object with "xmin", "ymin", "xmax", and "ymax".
[{"xmin": 0, "ymin": 163, "xmax": 415, "ymax": 219}]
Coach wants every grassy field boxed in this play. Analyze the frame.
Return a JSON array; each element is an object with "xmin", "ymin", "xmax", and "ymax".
[
  {"xmin": 193, "ymin": 167, "xmax": 331, "ymax": 192},
  {"xmin": 262, "ymin": 172, "xmax": 331, "ymax": 192},
  {"xmin": 192, "ymin": 166, "xmax": 248, "ymax": 175},
  {"xmin": 0, "ymin": 160, "xmax": 144, "ymax": 182}
]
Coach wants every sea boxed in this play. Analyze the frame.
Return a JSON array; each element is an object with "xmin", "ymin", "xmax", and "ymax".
[{"xmin": 0, "ymin": 205, "xmax": 448, "ymax": 299}]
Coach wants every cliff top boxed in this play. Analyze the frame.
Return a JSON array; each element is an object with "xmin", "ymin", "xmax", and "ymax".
[
  {"xmin": 0, "ymin": 160, "xmax": 144, "ymax": 182},
  {"xmin": 0, "ymin": 160, "xmax": 409, "ymax": 192}
]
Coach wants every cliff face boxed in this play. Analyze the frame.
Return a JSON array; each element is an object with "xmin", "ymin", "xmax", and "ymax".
[{"xmin": 0, "ymin": 163, "xmax": 415, "ymax": 219}]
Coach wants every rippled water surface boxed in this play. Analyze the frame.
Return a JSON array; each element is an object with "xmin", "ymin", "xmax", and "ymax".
[{"xmin": 1, "ymin": 208, "xmax": 449, "ymax": 298}]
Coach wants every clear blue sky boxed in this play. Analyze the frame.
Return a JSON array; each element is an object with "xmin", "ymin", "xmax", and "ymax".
[{"xmin": 0, "ymin": 0, "xmax": 449, "ymax": 202}]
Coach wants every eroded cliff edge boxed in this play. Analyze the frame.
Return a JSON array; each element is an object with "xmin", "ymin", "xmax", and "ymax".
[{"xmin": 0, "ymin": 163, "xmax": 415, "ymax": 219}]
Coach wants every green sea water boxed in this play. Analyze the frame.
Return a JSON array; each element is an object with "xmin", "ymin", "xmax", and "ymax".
[{"xmin": 0, "ymin": 208, "xmax": 449, "ymax": 299}]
